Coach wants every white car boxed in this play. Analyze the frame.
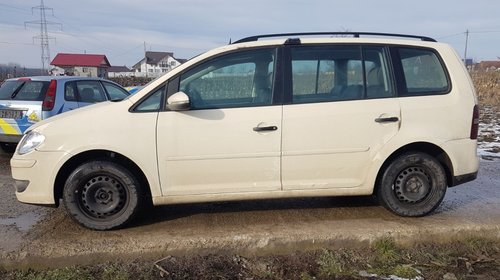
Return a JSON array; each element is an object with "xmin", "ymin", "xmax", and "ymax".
[{"xmin": 11, "ymin": 32, "xmax": 479, "ymax": 230}]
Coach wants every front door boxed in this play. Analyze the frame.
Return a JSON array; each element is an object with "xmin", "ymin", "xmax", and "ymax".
[
  {"xmin": 73, "ymin": 80, "xmax": 107, "ymax": 108},
  {"xmin": 156, "ymin": 48, "xmax": 282, "ymax": 196}
]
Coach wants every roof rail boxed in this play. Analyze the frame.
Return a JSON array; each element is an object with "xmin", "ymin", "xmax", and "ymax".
[{"xmin": 232, "ymin": 32, "xmax": 437, "ymax": 44}]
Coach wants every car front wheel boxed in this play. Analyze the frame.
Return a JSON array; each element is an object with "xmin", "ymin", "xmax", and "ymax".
[
  {"xmin": 63, "ymin": 160, "xmax": 142, "ymax": 230},
  {"xmin": 378, "ymin": 152, "xmax": 447, "ymax": 217}
]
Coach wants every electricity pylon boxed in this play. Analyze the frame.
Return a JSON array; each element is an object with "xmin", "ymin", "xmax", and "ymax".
[{"xmin": 25, "ymin": 0, "xmax": 62, "ymax": 75}]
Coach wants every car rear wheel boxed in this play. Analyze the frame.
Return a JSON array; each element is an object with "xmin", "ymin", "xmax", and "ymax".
[
  {"xmin": 63, "ymin": 160, "xmax": 142, "ymax": 230},
  {"xmin": 378, "ymin": 152, "xmax": 447, "ymax": 217}
]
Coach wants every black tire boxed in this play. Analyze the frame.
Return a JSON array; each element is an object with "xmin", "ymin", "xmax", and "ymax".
[
  {"xmin": 378, "ymin": 152, "xmax": 447, "ymax": 217},
  {"xmin": 63, "ymin": 161, "xmax": 142, "ymax": 230}
]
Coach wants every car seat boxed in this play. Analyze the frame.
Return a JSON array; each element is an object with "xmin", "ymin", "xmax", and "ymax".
[{"xmin": 79, "ymin": 88, "xmax": 95, "ymax": 103}]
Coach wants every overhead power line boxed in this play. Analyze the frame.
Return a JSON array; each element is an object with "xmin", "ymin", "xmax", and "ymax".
[
  {"xmin": 0, "ymin": 41, "xmax": 37, "ymax": 46},
  {"xmin": 0, "ymin": 3, "xmax": 32, "ymax": 14}
]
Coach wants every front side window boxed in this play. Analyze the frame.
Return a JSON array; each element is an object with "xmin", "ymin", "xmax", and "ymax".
[
  {"xmin": 75, "ymin": 81, "xmax": 107, "ymax": 103},
  {"xmin": 102, "ymin": 82, "xmax": 129, "ymax": 101},
  {"xmin": 134, "ymin": 86, "xmax": 165, "ymax": 112},
  {"xmin": 398, "ymin": 48, "xmax": 449, "ymax": 95},
  {"xmin": 179, "ymin": 48, "xmax": 275, "ymax": 109},
  {"xmin": 291, "ymin": 45, "xmax": 393, "ymax": 104}
]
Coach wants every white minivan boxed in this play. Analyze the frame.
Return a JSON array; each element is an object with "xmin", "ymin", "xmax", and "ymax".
[{"xmin": 11, "ymin": 32, "xmax": 479, "ymax": 230}]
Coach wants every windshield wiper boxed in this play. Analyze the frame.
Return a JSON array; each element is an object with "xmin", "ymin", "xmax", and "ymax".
[{"xmin": 10, "ymin": 82, "xmax": 26, "ymax": 100}]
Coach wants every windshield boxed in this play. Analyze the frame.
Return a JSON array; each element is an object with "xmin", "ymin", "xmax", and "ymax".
[{"xmin": 0, "ymin": 80, "xmax": 49, "ymax": 101}]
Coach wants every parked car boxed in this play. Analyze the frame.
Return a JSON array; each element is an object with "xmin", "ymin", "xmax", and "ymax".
[
  {"xmin": 125, "ymin": 86, "xmax": 143, "ymax": 94},
  {"xmin": 11, "ymin": 32, "xmax": 479, "ymax": 230},
  {"xmin": 0, "ymin": 76, "xmax": 130, "ymax": 152}
]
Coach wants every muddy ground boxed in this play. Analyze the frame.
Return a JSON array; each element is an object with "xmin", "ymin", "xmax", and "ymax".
[{"xmin": 0, "ymin": 106, "xmax": 499, "ymax": 279}]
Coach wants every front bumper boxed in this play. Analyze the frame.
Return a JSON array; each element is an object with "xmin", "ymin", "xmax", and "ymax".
[{"xmin": 11, "ymin": 150, "xmax": 69, "ymax": 206}]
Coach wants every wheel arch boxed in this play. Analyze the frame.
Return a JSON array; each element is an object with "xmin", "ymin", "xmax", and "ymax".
[
  {"xmin": 374, "ymin": 142, "xmax": 454, "ymax": 194},
  {"xmin": 54, "ymin": 149, "xmax": 152, "ymax": 207}
]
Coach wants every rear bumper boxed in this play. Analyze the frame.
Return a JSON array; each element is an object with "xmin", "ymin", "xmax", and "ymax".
[
  {"xmin": 451, "ymin": 171, "xmax": 478, "ymax": 187},
  {"xmin": 440, "ymin": 138, "xmax": 479, "ymax": 184}
]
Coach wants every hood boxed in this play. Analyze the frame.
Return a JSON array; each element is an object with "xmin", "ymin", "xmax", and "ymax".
[{"xmin": 28, "ymin": 99, "xmax": 134, "ymax": 134}]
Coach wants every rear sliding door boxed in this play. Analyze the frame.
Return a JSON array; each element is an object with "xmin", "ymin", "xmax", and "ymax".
[{"xmin": 281, "ymin": 45, "xmax": 401, "ymax": 190}]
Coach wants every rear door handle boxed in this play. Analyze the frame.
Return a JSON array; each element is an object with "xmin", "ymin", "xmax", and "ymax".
[
  {"xmin": 253, "ymin": 126, "xmax": 278, "ymax": 132},
  {"xmin": 375, "ymin": 117, "xmax": 399, "ymax": 123}
]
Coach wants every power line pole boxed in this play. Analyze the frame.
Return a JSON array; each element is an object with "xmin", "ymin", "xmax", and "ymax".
[
  {"xmin": 464, "ymin": 29, "xmax": 469, "ymax": 65},
  {"xmin": 144, "ymin": 41, "xmax": 148, "ymax": 78},
  {"xmin": 25, "ymin": 0, "xmax": 62, "ymax": 75}
]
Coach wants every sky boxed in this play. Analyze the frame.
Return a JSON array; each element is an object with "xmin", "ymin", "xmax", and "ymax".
[{"xmin": 1, "ymin": 0, "xmax": 499, "ymax": 69}]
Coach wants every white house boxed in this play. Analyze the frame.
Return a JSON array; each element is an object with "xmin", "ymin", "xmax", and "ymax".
[{"xmin": 132, "ymin": 51, "xmax": 187, "ymax": 78}]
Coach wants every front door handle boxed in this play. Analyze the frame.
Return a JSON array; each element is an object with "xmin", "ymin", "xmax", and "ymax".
[
  {"xmin": 375, "ymin": 117, "xmax": 399, "ymax": 123},
  {"xmin": 253, "ymin": 126, "xmax": 278, "ymax": 132}
]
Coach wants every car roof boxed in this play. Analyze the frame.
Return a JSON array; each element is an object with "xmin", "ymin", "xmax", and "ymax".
[
  {"xmin": 5, "ymin": 76, "xmax": 111, "ymax": 82},
  {"xmin": 232, "ymin": 32, "xmax": 437, "ymax": 44},
  {"xmin": 229, "ymin": 36, "xmax": 444, "ymax": 49}
]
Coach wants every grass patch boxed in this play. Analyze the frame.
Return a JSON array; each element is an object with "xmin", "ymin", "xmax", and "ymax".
[
  {"xmin": 1, "ymin": 236, "xmax": 499, "ymax": 279},
  {"xmin": 373, "ymin": 236, "xmax": 399, "ymax": 263},
  {"xmin": 471, "ymin": 71, "xmax": 500, "ymax": 107},
  {"xmin": 317, "ymin": 249, "xmax": 346, "ymax": 277},
  {"xmin": 8, "ymin": 267, "xmax": 93, "ymax": 280},
  {"xmin": 392, "ymin": 264, "xmax": 420, "ymax": 278}
]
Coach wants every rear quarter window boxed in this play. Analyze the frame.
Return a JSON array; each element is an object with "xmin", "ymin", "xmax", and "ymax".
[{"xmin": 396, "ymin": 47, "xmax": 450, "ymax": 96}]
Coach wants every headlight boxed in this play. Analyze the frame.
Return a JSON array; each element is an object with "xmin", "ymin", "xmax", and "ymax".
[{"xmin": 17, "ymin": 131, "xmax": 45, "ymax": 155}]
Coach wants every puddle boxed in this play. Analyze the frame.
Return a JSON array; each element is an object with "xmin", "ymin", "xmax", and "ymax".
[{"xmin": 0, "ymin": 212, "xmax": 42, "ymax": 231}]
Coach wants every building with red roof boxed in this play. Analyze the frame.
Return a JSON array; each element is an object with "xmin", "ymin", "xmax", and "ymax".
[{"xmin": 50, "ymin": 53, "xmax": 111, "ymax": 77}]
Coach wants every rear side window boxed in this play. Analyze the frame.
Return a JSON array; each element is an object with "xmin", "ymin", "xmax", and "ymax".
[
  {"xmin": 397, "ymin": 48, "xmax": 449, "ymax": 95},
  {"xmin": 64, "ymin": 82, "xmax": 77, "ymax": 101},
  {"xmin": 290, "ymin": 45, "xmax": 393, "ymax": 104},
  {"xmin": 0, "ymin": 80, "xmax": 49, "ymax": 101}
]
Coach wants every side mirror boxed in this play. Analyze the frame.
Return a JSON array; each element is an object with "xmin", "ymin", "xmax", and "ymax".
[{"xmin": 167, "ymin": 91, "xmax": 190, "ymax": 111}]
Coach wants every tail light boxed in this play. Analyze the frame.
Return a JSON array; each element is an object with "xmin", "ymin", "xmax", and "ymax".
[
  {"xmin": 42, "ymin": 79, "xmax": 57, "ymax": 111},
  {"xmin": 470, "ymin": 105, "xmax": 479, "ymax": 140}
]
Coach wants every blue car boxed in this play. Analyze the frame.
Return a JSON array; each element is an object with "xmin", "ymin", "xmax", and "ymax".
[
  {"xmin": 124, "ymin": 86, "xmax": 143, "ymax": 94},
  {"xmin": 0, "ymin": 76, "xmax": 129, "ymax": 152}
]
